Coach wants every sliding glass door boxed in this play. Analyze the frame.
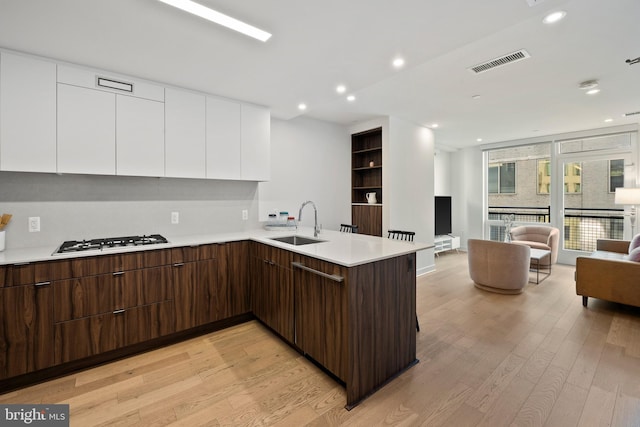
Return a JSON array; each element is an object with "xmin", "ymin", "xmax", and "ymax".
[{"xmin": 556, "ymin": 151, "xmax": 634, "ymax": 264}]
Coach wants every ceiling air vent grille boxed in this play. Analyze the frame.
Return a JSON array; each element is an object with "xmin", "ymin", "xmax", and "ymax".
[
  {"xmin": 624, "ymin": 111, "xmax": 640, "ymax": 117},
  {"xmin": 468, "ymin": 50, "xmax": 531, "ymax": 74}
]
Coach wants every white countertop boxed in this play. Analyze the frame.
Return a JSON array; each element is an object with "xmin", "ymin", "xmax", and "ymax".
[{"xmin": 0, "ymin": 227, "xmax": 432, "ymax": 268}]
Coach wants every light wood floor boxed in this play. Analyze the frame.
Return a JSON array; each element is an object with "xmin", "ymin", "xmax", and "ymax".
[{"xmin": 2, "ymin": 252, "xmax": 640, "ymax": 426}]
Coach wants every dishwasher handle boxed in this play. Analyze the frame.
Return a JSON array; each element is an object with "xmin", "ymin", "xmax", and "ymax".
[{"xmin": 292, "ymin": 262, "xmax": 344, "ymax": 283}]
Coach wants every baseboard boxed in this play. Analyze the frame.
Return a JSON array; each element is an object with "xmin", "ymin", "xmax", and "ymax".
[{"xmin": 417, "ymin": 264, "xmax": 436, "ymax": 276}]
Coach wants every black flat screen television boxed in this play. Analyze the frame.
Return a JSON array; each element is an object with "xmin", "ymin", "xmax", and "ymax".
[{"xmin": 434, "ymin": 196, "xmax": 452, "ymax": 236}]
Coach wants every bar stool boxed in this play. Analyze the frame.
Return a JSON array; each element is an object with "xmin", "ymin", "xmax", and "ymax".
[
  {"xmin": 387, "ymin": 230, "xmax": 415, "ymax": 241},
  {"xmin": 387, "ymin": 229, "xmax": 419, "ymax": 331},
  {"xmin": 340, "ymin": 224, "xmax": 359, "ymax": 233}
]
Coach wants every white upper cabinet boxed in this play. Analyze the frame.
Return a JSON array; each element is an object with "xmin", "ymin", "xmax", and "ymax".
[
  {"xmin": 56, "ymin": 64, "xmax": 165, "ymax": 177},
  {"xmin": 57, "ymin": 83, "xmax": 116, "ymax": 175},
  {"xmin": 0, "ymin": 52, "xmax": 57, "ymax": 172},
  {"xmin": 206, "ymin": 96, "xmax": 241, "ymax": 180},
  {"xmin": 241, "ymin": 104, "xmax": 270, "ymax": 181},
  {"xmin": 0, "ymin": 49, "xmax": 270, "ymax": 180},
  {"xmin": 165, "ymin": 88, "xmax": 206, "ymax": 179},
  {"xmin": 116, "ymin": 96, "xmax": 165, "ymax": 177}
]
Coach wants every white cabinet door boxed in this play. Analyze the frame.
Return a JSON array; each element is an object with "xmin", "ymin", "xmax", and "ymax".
[
  {"xmin": 206, "ymin": 96, "xmax": 241, "ymax": 179},
  {"xmin": 57, "ymin": 84, "xmax": 116, "ymax": 175},
  {"xmin": 116, "ymin": 96, "xmax": 165, "ymax": 177},
  {"xmin": 241, "ymin": 104, "xmax": 270, "ymax": 181},
  {"xmin": 0, "ymin": 52, "xmax": 56, "ymax": 172},
  {"xmin": 165, "ymin": 88, "xmax": 205, "ymax": 178}
]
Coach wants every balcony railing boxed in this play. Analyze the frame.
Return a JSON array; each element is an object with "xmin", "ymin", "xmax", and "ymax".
[{"xmin": 488, "ymin": 206, "xmax": 623, "ymax": 252}]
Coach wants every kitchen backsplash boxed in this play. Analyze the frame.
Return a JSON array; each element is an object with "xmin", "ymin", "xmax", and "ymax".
[{"xmin": 0, "ymin": 171, "xmax": 260, "ymax": 249}]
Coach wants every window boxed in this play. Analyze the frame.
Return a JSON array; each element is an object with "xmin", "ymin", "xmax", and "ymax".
[
  {"xmin": 609, "ymin": 159, "xmax": 624, "ymax": 193},
  {"xmin": 564, "ymin": 162, "xmax": 582, "ymax": 194},
  {"xmin": 488, "ymin": 162, "xmax": 515, "ymax": 194},
  {"xmin": 537, "ymin": 159, "xmax": 551, "ymax": 194}
]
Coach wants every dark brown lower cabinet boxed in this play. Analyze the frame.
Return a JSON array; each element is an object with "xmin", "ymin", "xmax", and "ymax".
[
  {"xmin": 53, "ymin": 265, "xmax": 174, "ymax": 364},
  {"xmin": 172, "ymin": 245, "xmax": 219, "ymax": 331},
  {"xmin": 293, "ymin": 256, "xmax": 347, "ymax": 381},
  {"xmin": 0, "ymin": 282, "xmax": 53, "ymax": 378},
  {"xmin": 217, "ymin": 241, "xmax": 250, "ymax": 319},
  {"xmin": 251, "ymin": 243, "xmax": 294, "ymax": 342},
  {"xmin": 352, "ymin": 204, "xmax": 382, "ymax": 236}
]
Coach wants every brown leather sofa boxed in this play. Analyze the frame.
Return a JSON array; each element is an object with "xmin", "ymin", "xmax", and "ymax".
[
  {"xmin": 468, "ymin": 239, "xmax": 531, "ymax": 294},
  {"xmin": 510, "ymin": 225, "xmax": 560, "ymax": 264},
  {"xmin": 576, "ymin": 239, "xmax": 640, "ymax": 308}
]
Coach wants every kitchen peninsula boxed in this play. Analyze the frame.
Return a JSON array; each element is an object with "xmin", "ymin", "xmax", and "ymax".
[{"xmin": 0, "ymin": 228, "xmax": 430, "ymax": 409}]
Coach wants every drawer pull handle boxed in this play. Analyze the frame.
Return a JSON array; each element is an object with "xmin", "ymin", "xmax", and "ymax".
[
  {"xmin": 13, "ymin": 262, "xmax": 30, "ymax": 266},
  {"xmin": 112, "ymin": 271, "xmax": 125, "ymax": 276},
  {"xmin": 173, "ymin": 263, "xmax": 185, "ymax": 267},
  {"xmin": 34, "ymin": 281, "xmax": 51, "ymax": 287},
  {"xmin": 113, "ymin": 309, "xmax": 125, "ymax": 315},
  {"xmin": 292, "ymin": 262, "xmax": 344, "ymax": 283}
]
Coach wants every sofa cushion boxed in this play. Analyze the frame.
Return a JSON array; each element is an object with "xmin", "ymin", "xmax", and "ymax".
[
  {"xmin": 629, "ymin": 234, "xmax": 640, "ymax": 252},
  {"xmin": 627, "ymin": 247, "xmax": 640, "ymax": 262},
  {"xmin": 591, "ymin": 250, "xmax": 627, "ymax": 261},
  {"xmin": 512, "ymin": 240, "xmax": 550, "ymax": 251}
]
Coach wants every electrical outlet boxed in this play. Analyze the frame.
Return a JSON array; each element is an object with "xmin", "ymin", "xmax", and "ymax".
[
  {"xmin": 171, "ymin": 212, "xmax": 179, "ymax": 224},
  {"xmin": 242, "ymin": 209, "xmax": 248, "ymax": 220},
  {"xmin": 28, "ymin": 217, "xmax": 40, "ymax": 232}
]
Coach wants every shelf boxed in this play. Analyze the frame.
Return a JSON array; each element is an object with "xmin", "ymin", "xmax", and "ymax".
[
  {"xmin": 353, "ymin": 147, "xmax": 382, "ymax": 155},
  {"xmin": 352, "ymin": 127, "xmax": 383, "ymax": 236},
  {"xmin": 353, "ymin": 165, "xmax": 382, "ymax": 171}
]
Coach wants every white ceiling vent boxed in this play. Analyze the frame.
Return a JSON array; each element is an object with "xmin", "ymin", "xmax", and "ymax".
[{"xmin": 468, "ymin": 50, "xmax": 531, "ymax": 74}]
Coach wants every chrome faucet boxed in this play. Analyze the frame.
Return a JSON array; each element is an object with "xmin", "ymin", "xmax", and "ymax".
[{"xmin": 298, "ymin": 200, "xmax": 320, "ymax": 237}]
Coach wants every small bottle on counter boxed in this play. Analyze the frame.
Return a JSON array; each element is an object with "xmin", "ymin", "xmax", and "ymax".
[
  {"xmin": 279, "ymin": 211, "xmax": 289, "ymax": 224},
  {"xmin": 267, "ymin": 213, "xmax": 277, "ymax": 226},
  {"xmin": 287, "ymin": 216, "xmax": 296, "ymax": 227}
]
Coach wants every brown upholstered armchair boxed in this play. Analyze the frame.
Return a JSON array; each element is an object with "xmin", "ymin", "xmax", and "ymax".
[{"xmin": 510, "ymin": 225, "xmax": 560, "ymax": 264}]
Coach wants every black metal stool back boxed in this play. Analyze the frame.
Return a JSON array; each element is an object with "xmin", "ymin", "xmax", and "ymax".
[
  {"xmin": 340, "ymin": 224, "xmax": 359, "ymax": 233},
  {"xmin": 387, "ymin": 230, "xmax": 415, "ymax": 241}
]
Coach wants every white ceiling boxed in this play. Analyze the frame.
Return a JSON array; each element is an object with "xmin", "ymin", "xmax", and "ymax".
[{"xmin": 0, "ymin": 0, "xmax": 638, "ymax": 149}]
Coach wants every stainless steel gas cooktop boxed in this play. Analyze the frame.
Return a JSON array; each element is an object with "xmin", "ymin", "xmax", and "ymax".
[{"xmin": 54, "ymin": 234, "xmax": 168, "ymax": 255}]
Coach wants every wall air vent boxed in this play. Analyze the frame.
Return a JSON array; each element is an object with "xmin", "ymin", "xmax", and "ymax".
[
  {"xmin": 624, "ymin": 111, "xmax": 640, "ymax": 117},
  {"xmin": 468, "ymin": 50, "xmax": 531, "ymax": 74}
]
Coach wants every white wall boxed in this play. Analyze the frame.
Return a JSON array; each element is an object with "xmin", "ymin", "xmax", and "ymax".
[
  {"xmin": 450, "ymin": 147, "xmax": 484, "ymax": 249},
  {"xmin": 388, "ymin": 117, "xmax": 435, "ymax": 274},
  {"xmin": 259, "ymin": 116, "xmax": 350, "ymax": 231},
  {"xmin": 0, "ymin": 172, "xmax": 260, "ymax": 249},
  {"xmin": 434, "ymin": 149, "xmax": 451, "ymax": 196}
]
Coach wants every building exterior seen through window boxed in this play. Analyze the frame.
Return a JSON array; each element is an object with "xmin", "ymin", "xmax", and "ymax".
[{"xmin": 487, "ymin": 137, "xmax": 630, "ymax": 252}]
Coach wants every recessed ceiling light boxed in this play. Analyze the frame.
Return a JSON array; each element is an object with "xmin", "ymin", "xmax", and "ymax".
[
  {"xmin": 346, "ymin": 95, "xmax": 356, "ymax": 102},
  {"xmin": 472, "ymin": 95, "xmax": 481, "ymax": 100},
  {"xmin": 477, "ymin": 138, "xmax": 483, "ymax": 142},
  {"xmin": 578, "ymin": 79, "xmax": 599, "ymax": 90},
  {"xmin": 298, "ymin": 103, "xmax": 307, "ymax": 111},
  {"xmin": 604, "ymin": 118, "xmax": 613, "ymax": 122},
  {"xmin": 543, "ymin": 10, "xmax": 566, "ymax": 24},
  {"xmin": 586, "ymin": 89, "xmax": 600, "ymax": 95},
  {"xmin": 156, "ymin": 0, "xmax": 272, "ymax": 42},
  {"xmin": 431, "ymin": 123, "xmax": 439, "ymax": 128},
  {"xmin": 392, "ymin": 57, "xmax": 405, "ymax": 68},
  {"xmin": 336, "ymin": 85, "xmax": 346, "ymax": 94}
]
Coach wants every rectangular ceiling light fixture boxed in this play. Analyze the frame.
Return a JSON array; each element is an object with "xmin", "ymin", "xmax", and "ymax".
[{"xmin": 157, "ymin": 0, "xmax": 272, "ymax": 42}]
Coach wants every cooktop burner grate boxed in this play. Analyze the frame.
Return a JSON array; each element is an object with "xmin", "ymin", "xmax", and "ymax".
[{"xmin": 55, "ymin": 234, "xmax": 168, "ymax": 254}]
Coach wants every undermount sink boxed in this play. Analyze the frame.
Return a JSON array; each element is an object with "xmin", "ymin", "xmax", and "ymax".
[{"xmin": 269, "ymin": 235, "xmax": 325, "ymax": 246}]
